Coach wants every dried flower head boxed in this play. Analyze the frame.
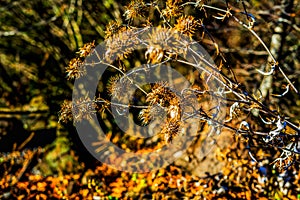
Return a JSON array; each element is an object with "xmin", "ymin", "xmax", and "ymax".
[
  {"xmin": 105, "ymin": 28, "xmax": 139, "ymax": 61},
  {"xmin": 77, "ymin": 41, "xmax": 95, "ymax": 57},
  {"xmin": 143, "ymin": 82, "xmax": 182, "ymax": 143},
  {"xmin": 145, "ymin": 28, "xmax": 175, "ymax": 63},
  {"xmin": 59, "ymin": 100, "xmax": 73, "ymax": 123},
  {"xmin": 162, "ymin": 120, "xmax": 181, "ymax": 143},
  {"xmin": 106, "ymin": 74, "xmax": 132, "ymax": 99},
  {"xmin": 105, "ymin": 21, "xmax": 125, "ymax": 39},
  {"xmin": 123, "ymin": 0, "xmax": 146, "ymax": 21},
  {"xmin": 139, "ymin": 107, "xmax": 152, "ymax": 126},
  {"xmin": 146, "ymin": 82, "xmax": 176, "ymax": 106},
  {"xmin": 139, "ymin": 103, "xmax": 168, "ymax": 126},
  {"xmin": 173, "ymin": 15, "xmax": 201, "ymax": 38},
  {"xmin": 66, "ymin": 58, "xmax": 86, "ymax": 80},
  {"xmin": 162, "ymin": 0, "xmax": 183, "ymax": 19},
  {"xmin": 147, "ymin": 27, "xmax": 173, "ymax": 46},
  {"xmin": 58, "ymin": 97, "xmax": 108, "ymax": 124}
]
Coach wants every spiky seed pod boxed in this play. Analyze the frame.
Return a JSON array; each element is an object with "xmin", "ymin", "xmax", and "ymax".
[
  {"xmin": 58, "ymin": 100, "xmax": 73, "ymax": 123},
  {"xmin": 77, "ymin": 41, "xmax": 95, "ymax": 58},
  {"xmin": 139, "ymin": 103, "xmax": 168, "ymax": 126},
  {"xmin": 146, "ymin": 82, "xmax": 176, "ymax": 107},
  {"xmin": 144, "ymin": 82, "xmax": 182, "ymax": 143},
  {"xmin": 145, "ymin": 28, "xmax": 186, "ymax": 63},
  {"xmin": 70, "ymin": 96, "xmax": 97, "ymax": 122},
  {"xmin": 139, "ymin": 107, "xmax": 152, "ymax": 126},
  {"xmin": 105, "ymin": 21, "xmax": 123, "ymax": 39},
  {"xmin": 105, "ymin": 28, "xmax": 139, "ymax": 62},
  {"xmin": 147, "ymin": 28, "xmax": 173, "ymax": 45},
  {"xmin": 145, "ymin": 28, "xmax": 172, "ymax": 64},
  {"xmin": 66, "ymin": 58, "xmax": 86, "ymax": 80},
  {"xmin": 106, "ymin": 74, "xmax": 123, "ymax": 97},
  {"xmin": 162, "ymin": 120, "xmax": 181, "ymax": 143},
  {"xmin": 162, "ymin": 0, "xmax": 183, "ymax": 19},
  {"xmin": 124, "ymin": 0, "xmax": 146, "ymax": 21},
  {"xmin": 173, "ymin": 16, "xmax": 201, "ymax": 38}
]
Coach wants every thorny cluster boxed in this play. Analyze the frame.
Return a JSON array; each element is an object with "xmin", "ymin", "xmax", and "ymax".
[
  {"xmin": 60, "ymin": 0, "xmax": 300, "ymax": 173},
  {"xmin": 65, "ymin": 41, "xmax": 96, "ymax": 80},
  {"xmin": 139, "ymin": 82, "xmax": 182, "ymax": 143}
]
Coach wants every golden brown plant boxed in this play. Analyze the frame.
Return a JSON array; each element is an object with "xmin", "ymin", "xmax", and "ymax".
[
  {"xmin": 66, "ymin": 58, "xmax": 86, "ymax": 80},
  {"xmin": 60, "ymin": 0, "xmax": 300, "ymax": 175},
  {"xmin": 162, "ymin": 0, "xmax": 183, "ymax": 19},
  {"xmin": 173, "ymin": 15, "xmax": 201, "ymax": 38}
]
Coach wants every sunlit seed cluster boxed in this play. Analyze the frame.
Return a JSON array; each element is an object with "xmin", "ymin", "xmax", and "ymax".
[
  {"xmin": 105, "ymin": 21, "xmax": 123, "ymax": 39},
  {"xmin": 65, "ymin": 42, "xmax": 95, "ymax": 80},
  {"xmin": 106, "ymin": 74, "xmax": 123, "ymax": 97},
  {"xmin": 77, "ymin": 41, "xmax": 95, "ymax": 58},
  {"xmin": 173, "ymin": 15, "xmax": 201, "ymax": 38},
  {"xmin": 123, "ymin": 0, "xmax": 146, "ymax": 21},
  {"xmin": 162, "ymin": 0, "xmax": 183, "ymax": 19},
  {"xmin": 138, "ymin": 83, "xmax": 182, "ymax": 143},
  {"xmin": 105, "ymin": 28, "xmax": 139, "ymax": 61},
  {"xmin": 65, "ymin": 58, "xmax": 86, "ymax": 80},
  {"xmin": 59, "ymin": 97, "xmax": 97, "ymax": 123}
]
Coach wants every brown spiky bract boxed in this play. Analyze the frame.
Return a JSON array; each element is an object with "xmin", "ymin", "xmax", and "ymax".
[
  {"xmin": 139, "ymin": 82, "xmax": 182, "ymax": 143},
  {"xmin": 173, "ymin": 16, "xmax": 202, "ymax": 38},
  {"xmin": 124, "ymin": 0, "xmax": 146, "ymax": 21},
  {"xmin": 162, "ymin": 0, "xmax": 183, "ymax": 19},
  {"xmin": 65, "ymin": 58, "xmax": 86, "ymax": 80}
]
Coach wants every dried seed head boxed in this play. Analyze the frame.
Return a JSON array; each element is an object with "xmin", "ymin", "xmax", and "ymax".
[
  {"xmin": 77, "ymin": 41, "xmax": 95, "ymax": 58},
  {"xmin": 162, "ymin": 0, "xmax": 183, "ymax": 19},
  {"xmin": 124, "ymin": 0, "xmax": 146, "ymax": 21},
  {"xmin": 71, "ymin": 96, "xmax": 97, "ymax": 122},
  {"xmin": 145, "ymin": 28, "xmax": 172, "ymax": 63},
  {"xmin": 66, "ymin": 58, "xmax": 86, "ymax": 80},
  {"xmin": 145, "ymin": 27, "xmax": 186, "ymax": 62},
  {"xmin": 139, "ymin": 104, "xmax": 167, "ymax": 126},
  {"xmin": 105, "ymin": 21, "xmax": 123, "ymax": 39},
  {"xmin": 59, "ymin": 100, "xmax": 73, "ymax": 123},
  {"xmin": 146, "ymin": 82, "xmax": 176, "ymax": 107},
  {"xmin": 139, "ymin": 107, "xmax": 152, "ymax": 126},
  {"xmin": 105, "ymin": 28, "xmax": 139, "ymax": 61},
  {"xmin": 147, "ymin": 28, "xmax": 172, "ymax": 46},
  {"xmin": 144, "ymin": 82, "xmax": 182, "ymax": 143},
  {"xmin": 162, "ymin": 120, "xmax": 181, "ymax": 143},
  {"xmin": 174, "ymin": 16, "xmax": 201, "ymax": 38},
  {"xmin": 106, "ymin": 74, "xmax": 123, "ymax": 97}
]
